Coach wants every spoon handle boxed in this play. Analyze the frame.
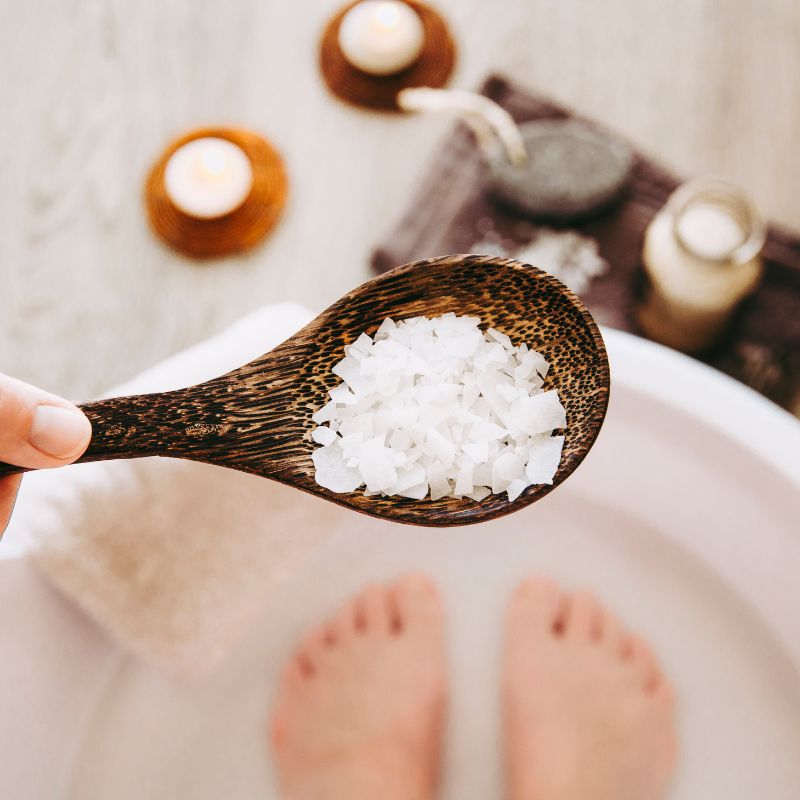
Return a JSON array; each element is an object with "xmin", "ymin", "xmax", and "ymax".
[{"xmin": 0, "ymin": 385, "xmax": 228, "ymax": 478}]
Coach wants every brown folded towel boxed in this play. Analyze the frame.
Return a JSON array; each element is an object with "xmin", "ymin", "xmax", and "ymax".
[{"xmin": 371, "ymin": 75, "xmax": 800, "ymax": 414}]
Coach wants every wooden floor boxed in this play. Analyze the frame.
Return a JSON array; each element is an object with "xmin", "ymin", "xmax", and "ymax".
[{"xmin": 1, "ymin": 0, "xmax": 798, "ymax": 398}]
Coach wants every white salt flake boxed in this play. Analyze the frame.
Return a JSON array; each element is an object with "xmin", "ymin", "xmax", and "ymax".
[
  {"xmin": 487, "ymin": 327, "xmax": 513, "ymax": 349},
  {"xmin": 312, "ymin": 400, "xmax": 337, "ymax": 424},
  {"xmin": 312, "ymin": 444, "xmax": 361, "ymax": 493},
  {"xmin": 496, "ymin": 383, "xmax": 521, "ymax": 403},
  {"xmin": 351, "ymin": 332, "xmax": 373, "ymax": 353},
  {"xmin": 467, "ymin": 486, "xmax": 492, "ymax": 502},
  {"xmin": 515, "ymin": 229, "xmax": 609, "ymax": 296},
  {"xmin": 427, "ymin": 463, "xmax": 451, "ymax": 501},
  {"xmin": 491, "ymin": 452, "xmax": 525, "ymax": 494},
  {"xmin": 339, "ymin": 432, "xmax": 364, "ymax": 457},
  {"xmin": 311, "ymin": 314, "xmax": 566, "ymax": 502},
  {"xmin": 463, "ymin": 440, "xmax": 489, "ymax": 464},
  {"xmin": 516, "ymin": 391, "xmax": 567, "ymax": 435},
  {"xmin": 454, "ymin": 459, "xmax": 475, "ymax": 497},
  {"xmin": 473, "ymin": 461, "xmax": 493, "ymax": 487},
  {"xmin": 358, "ymin": 436, "xmax": 397, "ymax": 492},
  {"xmin": 389, "ymin": 428, "xmax": 412, "ymax": 451},
  {"xmin": 506, "ymin": 478, "xmax": 528, "ymax": 502},
  {"xmin": 426, "ymin": 428, "xmax": 456, "ymax": 467},
  {"xmin": 329, "ymin": 383, "xmax": 359, "ymax": 405},
  {"xmin": 526, "ymin": 436, "xmax": 565, "ymax": 485},
  {"xmin": 312, "ymin": 426, "xmax": 338, "ymax": 446},
  {"xmin": 399, "ymin": 482, "xmax": 429, "ymax": 500},
  {"xmin": 387, "ymin": 464, "xmax": 426, "ymax": 495}
]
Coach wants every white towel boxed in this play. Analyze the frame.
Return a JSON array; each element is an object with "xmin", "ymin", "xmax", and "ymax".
[{"xmin": 5, "ymin": 303, "xmax": 346, "ymax": 678}]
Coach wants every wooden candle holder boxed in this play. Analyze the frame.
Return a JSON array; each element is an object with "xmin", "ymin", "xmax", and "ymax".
[
  {"xmin": 319, "ymin": 0, "xmax": 456, "ymax": 112},
  {"xmin": 145, "ymin": 127, "xmax": 288, "ymax": 260}
]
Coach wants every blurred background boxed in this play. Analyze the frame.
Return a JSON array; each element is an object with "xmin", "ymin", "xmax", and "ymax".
[
  {"xmin": 1, "ymin": 3, "xmax": 799, "ymax": 797},
  {"xmin": 1, "ymin": 0, "xmax": 798, "ymax": 402}
]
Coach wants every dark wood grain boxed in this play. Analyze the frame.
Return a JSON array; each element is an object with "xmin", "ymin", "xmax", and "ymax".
[{"xmin": 0, "ymin": 256, "xmax": 610, "ymax": 526}]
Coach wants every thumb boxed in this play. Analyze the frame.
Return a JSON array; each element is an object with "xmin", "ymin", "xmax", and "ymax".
[{"xmin": 0, "ymin": 373, "xmax": 92, "ymax": 469}]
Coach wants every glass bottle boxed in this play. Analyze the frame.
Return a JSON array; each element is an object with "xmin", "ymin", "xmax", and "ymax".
[{"xmin": 637, "ymin": 178, "xmax": 766, "ymax": 354}]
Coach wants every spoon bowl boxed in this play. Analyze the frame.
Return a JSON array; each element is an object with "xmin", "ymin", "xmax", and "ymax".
[{"xmin": 0, "ymin": 255, "xmax": 610, "ymax": 526}]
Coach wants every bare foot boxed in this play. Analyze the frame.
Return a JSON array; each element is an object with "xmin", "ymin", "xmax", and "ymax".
[
  {"xmin": 504, "ymin": 579, "xmax": 677, "ymax": 800},
  {"xmin": 270, "ymin": 575, "xmax": 447, "ymax": 800}
]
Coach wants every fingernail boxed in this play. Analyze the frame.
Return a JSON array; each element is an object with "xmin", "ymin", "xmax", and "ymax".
[{"xmin": 29, "ymin": 405, "xmax": 91, "ymax": 459}]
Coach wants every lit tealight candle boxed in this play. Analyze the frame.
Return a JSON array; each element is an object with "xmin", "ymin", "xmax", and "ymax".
[
  {"xmin": 338, "ymin": 0, "xmax": 425, "ymax": 76},
  {"xmin": 676, "ymin": 202, "xmax": 746, "ymax": 261},
  {"xmin": 164, "ymin": 137, "xmax": 254, "ymax": 219}
]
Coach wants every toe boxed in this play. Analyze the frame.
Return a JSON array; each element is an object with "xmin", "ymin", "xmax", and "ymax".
[
  {"xmin": 563, "ymin": 590, "xmax": 603, "ymax": 642},
  {"xmin": 654, "ymin": 677, "xmax": 676, "ymax": 709},
  {"xmin": 280, "ymin": 652, "xmax": 310, "ymax": 688},
  {"xmin": 294, "ymin": 626, "xmax": 330, "ymax": 676},
  {"xmin": 331, "ymin": 596, "xmax": 360, "ymax": 637},
  {"xmin": 392, "ymin": 574, "xmax": 443, "ymax": 635},
  {"xmin": 320, "ymin": 620, "xmax": 338, "ymax": 648},
  {"xmin": 355, "ymin": 583, "xmax": 393, "ymax": 634},
  {"xmin": 308, "ymin": 618, "xmax": 338, "ymax": 650},
  {"xmin": 507, "ymin": 577, "xmax": 564, "ymax": 636},
  {"xmin": 285, "ymin": 647, "xmax": 317, "ymax": 684},
  {"xmin": 624, "ymin": 634, "xmax": 661, "ymax": 691},
  {"xmin": 599, "ymin": 605, "xmax": 627, "ymax": 654}
]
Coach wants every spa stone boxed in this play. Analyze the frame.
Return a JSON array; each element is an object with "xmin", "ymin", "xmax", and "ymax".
[{"xmin": 489, "ymin": 120, "xmax": 633, "ymax": 221}]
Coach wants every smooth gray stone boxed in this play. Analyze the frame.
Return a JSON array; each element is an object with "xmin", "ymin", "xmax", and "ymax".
[{"xmin": 489, "ymin": 119, "xmax": 634, "ymax": 220}]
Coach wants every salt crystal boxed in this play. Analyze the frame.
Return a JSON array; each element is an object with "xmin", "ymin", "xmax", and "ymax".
[
  {"xmin": 311, "ymin": 314, "xmax": 565, "ymax": 502},
  {"xmin": 426, "ymin": 428, "xmax": 456, "ymax": 467},
  {"xmin": 491, "ymin": 452, "xmax": 525, "ymax": 494},
  {"xmin": 467, "ymin": 486, "xmax": 492, "ymax": 502},
  {"xmin": 496, "ymin": 383, "xmax": 521, "ymax": 403},
  {"xmin": 329, "ymin": 384, "xmax": 359, "ymax": 405},
  {"xmin": 339, "ymin": 432, "xmax": 364, "ymax": 454},
  {"xmin": 388, "ymin": 463, "xmax": 426, "ymax": 495},
  {"xmin": 312, "ymin": 426, "xmax": 337, "ymax": 446},
  {"xmin": 339, "ymin": 414, "xmax": 374, "ymax": 439},
  {"xmin": 358, "ymin": 436, "xmax": 397, "ymax": 492},
  {"xmin": 454, "ymin": 459, "xmax": 475, "ymax": 496},
  {"xmin": 468, "ymin": 421, "xmax": 509, "ymax": 442},
  {"xmin": 506, "ymin": 478, "xmax": 528, "ymax": 502},
  {"xmin": 473, "ymin": 461, "xmax": 493, "ymax": 487},
  {"xmin": 516, "ymin": 391, "xmax": 567, "ymax": 435},
  {"xmin": 463, "ymin": 441, "xmax": 489, "ymax": 464},
  {"xmin": 399, "ymin": 482, "xmax": 428, "ymax": 500},
  {"xmin": 351, "ymin": 332, "xmax": 374, "ymax": 353},
  {"xmin": 487, "ymin": 327, "xmax": 513, "ymax": 349},
  {"xmin": 312, "ymin": 400, "xmax": 337, "ymax": 424},
  {"xmin": 312, "ymin": 443, "xmax": 362, "ymax": 493},
  {"xmin": 428, "ymin": 463, "xmax": 451, "ymax": 501},
  {"xmin": 389, "ymin": 429, "xmax": 412, "ymax": 451},
  {"xmin": 525, "ymin": 436, "xmax": 565, "ymax": 485}
]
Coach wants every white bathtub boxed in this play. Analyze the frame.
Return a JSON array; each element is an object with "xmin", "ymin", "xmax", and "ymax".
[{"xmin": 1, "ymin": 328, "xmax": 798, "ymax": 799}]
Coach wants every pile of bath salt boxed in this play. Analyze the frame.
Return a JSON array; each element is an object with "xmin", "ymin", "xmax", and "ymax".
[{"xmin": 311, "ymin": 314, "xmax": 566, "ymax": 503}]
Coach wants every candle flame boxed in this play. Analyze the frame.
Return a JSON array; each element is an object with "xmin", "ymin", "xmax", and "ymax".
[
  {"xmin": 200, "ymin": 144, "xmax": 228, "ymax": 178},
  {"xmin": 373, "ymin": 1, "xmax": 401, "ymax": 30}
]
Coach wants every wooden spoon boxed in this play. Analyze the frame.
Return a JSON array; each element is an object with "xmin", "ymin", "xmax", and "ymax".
[{"xmin": 0, "ymin": 255, "xmax": 610, "ymax": 527}]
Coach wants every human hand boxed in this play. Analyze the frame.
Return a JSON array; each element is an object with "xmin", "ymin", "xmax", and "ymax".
[{"xmin": 0, "ymin": 373, "xmax": 91, "ymax": 535}]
